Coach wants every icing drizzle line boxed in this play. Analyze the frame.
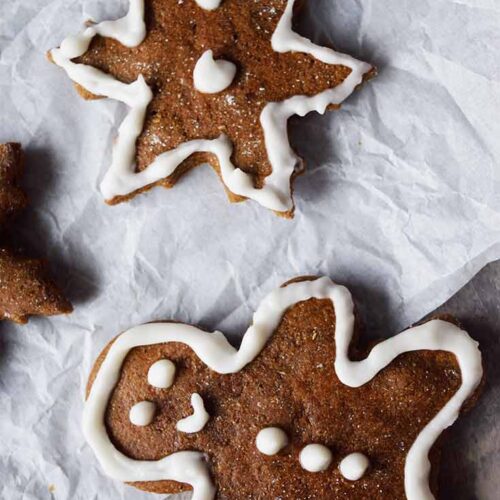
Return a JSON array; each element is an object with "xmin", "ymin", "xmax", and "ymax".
[
  {"xmin": 50, "ymin": 0, "xmax": 372, "ymax": 213},
  {"xmin": 83, "ymin": 277, "xmax": 482, "ymax": 500}
]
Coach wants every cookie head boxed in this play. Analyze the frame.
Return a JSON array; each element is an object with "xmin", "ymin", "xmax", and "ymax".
[
  {"xmin": 85, "ymin": 277, "xmax": 483, "ymax": 499},
  {"xmin": 50, "ymin": 0, "xmax": 374, "ymax": 216}
]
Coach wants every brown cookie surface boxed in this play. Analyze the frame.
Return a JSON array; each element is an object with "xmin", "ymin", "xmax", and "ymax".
[
  {"xmin": 86, "ymin": 277, "xmax": 483, "ymax": 499},
  {"xmin": 52, "ymin": 0, "xmax": 375, "ymax": 216},
  {"xmin": 0, "ymin": 143, "xmax": 72, "ymax": 323}
]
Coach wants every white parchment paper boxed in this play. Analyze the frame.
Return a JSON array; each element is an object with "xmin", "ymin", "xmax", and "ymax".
[{"xmin": 1, "ymin": 0, "xmax": 499, "ymax": 498}]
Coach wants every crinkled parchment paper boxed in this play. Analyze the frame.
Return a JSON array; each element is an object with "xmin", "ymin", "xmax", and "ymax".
[{"xmin": 0, "ymin": 0, "xmax": 499, "ymax": 498}]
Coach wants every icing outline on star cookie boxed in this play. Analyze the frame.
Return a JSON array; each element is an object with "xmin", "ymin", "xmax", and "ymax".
[
  {"xmin": 50, "ymin": 0, "xmax": 372, "ymax": 214},
  {"xmin": 84, "ymin": 276, "xmax": 482, "ymax": 500}
]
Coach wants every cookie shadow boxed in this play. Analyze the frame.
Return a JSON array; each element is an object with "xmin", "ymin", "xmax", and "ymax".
[
  {"xmin": 0, "ymin": 328, "xmax": 10, "ymax": 365},
  {"xmin": 436, "ymin": 314, "xmax": 496, "ymax": 500},
  {"xmin": 293, "ymin": 0, "xmax": 386, "ymax": 69},
  {"xmin": 288, "ymin": 0, "xmax": 383, "ymax": 209},
  {"xmin": 340, "ymin": 276, "xmax": 398, "ymax": 341},
  {"xmin": 430, "ymin": 262, "xmax": 500, "ymax": 500},
  {"xmin": 7, "ymin": 146, "xmax": 98, "ymax": 308}
]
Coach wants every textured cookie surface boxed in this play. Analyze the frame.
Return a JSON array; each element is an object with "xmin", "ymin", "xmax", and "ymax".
[
  {"xmin": 51, "ymin": 0, "xmax": 374, "ymax": 216},
  {"xmin": 85, "ymin": 277, "xmax": 483, "ymax": 499},
  {"xmin": 0, "ymin": 143, "xmax": 72, "ymax": 323}
]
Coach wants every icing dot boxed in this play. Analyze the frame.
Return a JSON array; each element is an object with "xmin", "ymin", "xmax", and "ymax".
[
  {"xmin": 193, "ymin": 50, "xmax": 236, "ymax": 94},
  {"xmin": 194, "ymin": 0, "xmax": 222, "ymax": 10},
  {"xmin": 299, "ymin": 444, "xmax": 332, "ymax": 473},
  {"xmin": 256, "ymin": 427, "xmax": 288, "ymax": 456},
  {"xmin": 129, "ymin": 401, "xmax": 156, "ymax": 427},
  {"xmin": 147, "ymin": 359, "xmax": 176, "ymax": 389},
  {"xmin": 339, "ymin": 452, "xmax": 370, "ymax": 481},
  {"xmin": 176, "ymin": 393, "xmax": 210, "ymax": 433}
]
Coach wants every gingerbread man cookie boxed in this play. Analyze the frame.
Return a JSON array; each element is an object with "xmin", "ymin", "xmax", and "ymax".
[
  {"xmin": 50, "ymin": 0, "xmax": 374, "ymax": 217},
  {"xmin": 0, "ymin": 143, "xmax": 72, "ymax": 323},
  {"xmin": 84, "ymin": 277, "xmax": 483, "ymax": 499}
]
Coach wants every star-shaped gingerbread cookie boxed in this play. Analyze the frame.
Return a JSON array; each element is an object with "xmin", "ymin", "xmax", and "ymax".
[
  {"xmin": 0, "ymin": 143, "xmax": 72, "ymax": 323},
  {"xmin": 50, "ymin": 0, "xmax": 374, "ymax": 217},
  {"xmin": 84, "ymin": 277, "xmax": 482, "ymax": 499}
]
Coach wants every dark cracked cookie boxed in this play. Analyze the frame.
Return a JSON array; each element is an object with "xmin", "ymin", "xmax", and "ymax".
[{"xmin": 0, "ymin": 143, "xmax": 72, "ymax": 323}]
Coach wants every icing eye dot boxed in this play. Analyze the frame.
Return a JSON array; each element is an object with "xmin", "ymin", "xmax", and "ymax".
[
  {"xmin": 256, "ymin": 427, "xmax": 288, "ymax": 456},
  {"xmin": 147, "ymin": 359, "xmax": 176, "ymax": 389},
  {"xmin": 129, "ymin": 401, "xmax": 156, "ymax": 427},
  {"xmin": 299, "ymin": 444, "xmax": 332, "ymax": 473},
  {"xmin": 339, "ymin": 452, "xmax": 370, "ymax": 481}
]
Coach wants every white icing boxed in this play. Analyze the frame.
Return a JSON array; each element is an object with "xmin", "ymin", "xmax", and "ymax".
[
  {"xmin": 195, "ymin": 0, "xmax": 222, "ymax": 12},
  {"xmin": 129, "ymin": 401, "xmax": 156, "ymax": 426},
  {"xmin": 51, "ymin": 0, "xmax": 372, "ymax": 213},
  {"xmin": 299, "ymin": 444, "xmax": 333, "ymax": 472},
  {"xmin": 176, "ymin": 393, "xmax": 210, "ymax": 433},
  {"xmin": 339, "ymin": 452, "xmax": 370, "ymax": 481},
  {"xmin": 255, "ymin": 427, "xmax": 288, "ymax": 456},
  {"xmin": 147, "ymin": 359, "xmax": 176, "ymax": 389},
  {"xmin": 84, "ymin": 277, "xmax": 482, "ymax": 500},
  {"xmin": 193, "ymin": 50, "xmax": 236, "ymax": 94}
]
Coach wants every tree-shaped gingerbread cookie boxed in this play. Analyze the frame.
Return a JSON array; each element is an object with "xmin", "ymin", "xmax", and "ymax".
[
  {"xmin": 0, "ymin": 143, "xmax": 72, "ymax": 323},
  {"xmin": 84, "ymin": 277, "xmax": 482, "ymax": 499},
  {"xmin": 50, "ymin": 0, "xmax": 375, "ymax": 217}
]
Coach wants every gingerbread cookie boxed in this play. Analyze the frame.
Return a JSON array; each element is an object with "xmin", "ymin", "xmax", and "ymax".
[
  {"xmin": 0, "ymin": 143, "xmax": 72, "ymax": 323},
  {"xmin": 50, "ymin": 0, "xmax": 374, "ymax": 217},
  {"xmin": 84, "ymin": 276, "xmax": 483, "ymax": 499}
]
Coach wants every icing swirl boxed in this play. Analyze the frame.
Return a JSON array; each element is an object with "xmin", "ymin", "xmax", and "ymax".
[
  {"xmin": 193, "ymin": 50, "xmax": 236, "ymax": 94},
  {"xmin": 176, "ymin": 393, "xmax": 210, "ymax": 433}
]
